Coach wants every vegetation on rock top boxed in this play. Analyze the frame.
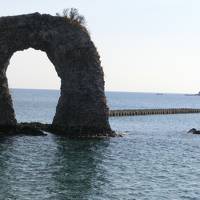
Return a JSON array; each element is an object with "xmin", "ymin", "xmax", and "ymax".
[{"xmin": 56, "ymin": 8, "xmax": 87, "ymax": 28}]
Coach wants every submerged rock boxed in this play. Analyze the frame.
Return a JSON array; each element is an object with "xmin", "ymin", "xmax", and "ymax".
[{"xmin": 187, "ymin": 128, "xmax": 200, "ymax": 134}]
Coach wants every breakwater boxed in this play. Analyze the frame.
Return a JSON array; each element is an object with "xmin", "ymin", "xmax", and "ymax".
[{"xmin": 109, "ymin": 108, "xmax": 200, "ymax": 117}]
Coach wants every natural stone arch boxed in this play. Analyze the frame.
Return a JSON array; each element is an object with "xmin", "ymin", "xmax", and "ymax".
[{"xmin": 0, "ymin": 13, "xmax": 112, "ymax": 136}]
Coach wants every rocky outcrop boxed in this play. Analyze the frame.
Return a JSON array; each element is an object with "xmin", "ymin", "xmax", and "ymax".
[
  {"xmin": 0, "ymin": 13, "xmax": 112, "ymax": 136},
  {"xmin": 0, "ymin": 123, "xmax": 117, "ymax": 138},
  {"xmin": 187, "ymin": 128, "xmax": 200, "ymax": 134}
]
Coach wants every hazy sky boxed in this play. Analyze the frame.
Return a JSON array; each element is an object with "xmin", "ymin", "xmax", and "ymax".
[{"xmin": 2, "ymin": 0, "xmax": 200, "ymax": 93}]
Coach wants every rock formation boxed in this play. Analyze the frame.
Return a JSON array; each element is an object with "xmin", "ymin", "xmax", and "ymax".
[
  {"xmin": 187, "ymin": 128, "xmax": 200, "ymax": 134},
  {"xmin": 0, "ymin": 13, "xmax": 113, "ymax": 136}
]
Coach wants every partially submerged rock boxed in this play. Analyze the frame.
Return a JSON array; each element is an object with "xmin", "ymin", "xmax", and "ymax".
[
  {"xmin": 0, "ymin": 122, "xmax": 117, "ymax": 138},
  {"xmin": 0, "ymin": 123, "xmax": 47, "ymax": 136},
  {"xmin": 187, "ymin": 128, "xmax": 200, "ymax": 134}
]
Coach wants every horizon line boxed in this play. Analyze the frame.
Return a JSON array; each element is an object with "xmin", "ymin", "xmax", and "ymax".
[{"xmin": 9, "ymin": 87, "xmax": 196, "ymax": 95}]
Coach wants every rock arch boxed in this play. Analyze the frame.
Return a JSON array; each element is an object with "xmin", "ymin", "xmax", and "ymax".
[{"xmin": 0, "ymin": 13, "xmax": 112, "ymax": 136}]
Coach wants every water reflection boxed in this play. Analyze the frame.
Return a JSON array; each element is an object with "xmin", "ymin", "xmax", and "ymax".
[
  {"xmin": 50, "ymin": 136, "xmax": 110, "ymax": 200},
  {"xmin": 0, "ymin": 136, "xmax": 16, "ymax": 199},
  {"xmin": 0, "ymin": 135, "xmax": 111, "ymax": 200}
]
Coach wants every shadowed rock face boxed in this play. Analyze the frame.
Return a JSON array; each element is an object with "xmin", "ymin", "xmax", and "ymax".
[{"xmin": 0, "ymin": 13, "xmax": 112, "ymax": 135}]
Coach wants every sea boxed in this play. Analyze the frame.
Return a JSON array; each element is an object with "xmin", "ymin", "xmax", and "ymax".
[{"xmin": 1, "ymin": 89, "xmax": 200, "ymax": 200}]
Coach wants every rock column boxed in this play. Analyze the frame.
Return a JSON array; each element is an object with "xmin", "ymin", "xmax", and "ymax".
[{"xmin": 0, "ymin": 69, "xmax": 16, "ymax": 125}]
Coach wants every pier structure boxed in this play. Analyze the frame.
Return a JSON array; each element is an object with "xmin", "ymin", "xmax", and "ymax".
[{"xmin": 109, "ymin": 108, "xmax": 200, "ymax": 117}]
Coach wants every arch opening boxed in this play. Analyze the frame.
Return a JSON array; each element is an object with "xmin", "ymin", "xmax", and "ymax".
[{"xmin": 7, "ymin": 48, "xmax": 60, "ymax": 123}]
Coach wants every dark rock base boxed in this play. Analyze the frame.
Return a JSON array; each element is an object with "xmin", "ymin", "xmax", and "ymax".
[{"xmin": 0, "ymin": 122, "xmax": 117, "ymax": 138}]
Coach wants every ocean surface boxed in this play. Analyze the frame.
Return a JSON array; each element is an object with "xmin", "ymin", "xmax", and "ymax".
[{"xmin": 1, "ymin": 89, "xmax": 200, "ymax": 199}]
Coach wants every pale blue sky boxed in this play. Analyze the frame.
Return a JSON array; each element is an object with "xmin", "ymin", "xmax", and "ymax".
[{"xmin": 3, "ymin": 0, "xmax": 200, "ymax": 93}]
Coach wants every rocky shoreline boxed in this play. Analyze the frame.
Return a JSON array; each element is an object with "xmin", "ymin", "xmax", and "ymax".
[{"xmin": 0, "ymin": 122, "xmax": 117, "ymax": 138}]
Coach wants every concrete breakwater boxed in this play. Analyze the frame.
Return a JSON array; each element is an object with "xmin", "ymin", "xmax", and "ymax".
[{"xmin": 109, "ymin": 108, "xmax": 200, "ymax": 117}]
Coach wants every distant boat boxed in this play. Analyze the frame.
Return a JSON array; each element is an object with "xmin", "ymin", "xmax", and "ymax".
[{"xmin": 156, "ymin": 93, "xmax": 164, "ymax": 95}]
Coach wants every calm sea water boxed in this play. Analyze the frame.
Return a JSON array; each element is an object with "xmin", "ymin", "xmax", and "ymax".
[{"xmin": 1, "ymin": 89, "xmax": 200, "ymax": 199}]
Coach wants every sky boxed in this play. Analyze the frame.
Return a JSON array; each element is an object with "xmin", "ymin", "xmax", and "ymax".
[{"xmin": 2, "ymin": 0, "xmax": 200, "ymax": 93}]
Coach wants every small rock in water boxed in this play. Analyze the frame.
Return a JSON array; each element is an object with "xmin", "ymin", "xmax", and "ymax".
[{"xmin": 187, "ymin": 128, "xmax": 200, "ymax": 134}]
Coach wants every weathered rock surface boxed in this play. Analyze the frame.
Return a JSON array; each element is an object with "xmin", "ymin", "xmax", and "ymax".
[{"xmin": 0, "ymin": 13, "xmax": 112, "ymax": 136}]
